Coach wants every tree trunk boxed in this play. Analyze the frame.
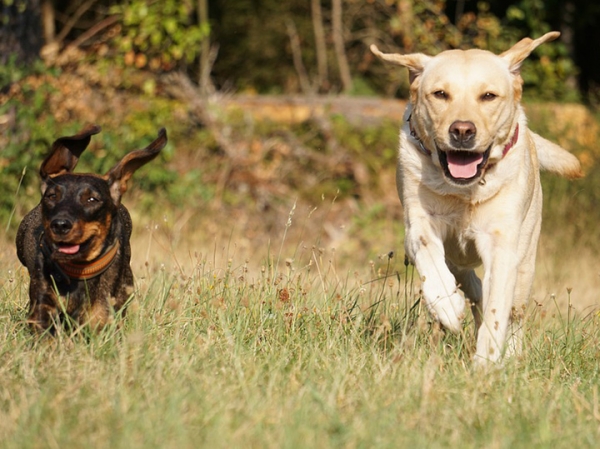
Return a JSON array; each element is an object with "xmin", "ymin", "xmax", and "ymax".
[
  {"xmin": 311, "ymin": 0, "xmax": 329, "ymax": 92},
  {"xmin": 559, "ymin": 1, "xmax": 578, "ymax": 92},
  {"xmin": 286, "ymin": 20, "xmax": 312, "ymax": 94},
  {"xmin": 398, "ymin": 0, "xmax": 414, "ymax": 51},
  {"xmin": 0, "ymin": 0, "xmax": 44, "ymax": 64},
  {"xmin": 332, "ymin": 0, "xmax": 352, "ymax": 93},
  {"xmin": 41, "ymin": 0, "xmax": 55, "ymax": 44},
  {"xmin": 198, "ymin": 0, "xmax": 214, "ymax": 96}
]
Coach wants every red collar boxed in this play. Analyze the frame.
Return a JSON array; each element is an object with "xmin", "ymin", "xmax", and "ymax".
[
  {"xmin": 408, "ymin": 115, "xmax": 519, "ymax": 159},
  {"xmin": 501, "ymin": 123, "xmax": 519, "ymax": 157}
]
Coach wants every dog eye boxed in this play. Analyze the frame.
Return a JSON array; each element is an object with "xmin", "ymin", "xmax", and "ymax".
[
  {"xmin": 433, "ymin": 90, "xmax": 448, "ymax": 99},
  {"xmin": 87, "ymin": 197, "xmax": 99, "ymax": 203},
  {"xmin": 481, "ymin": 92, "xmax": 497, "ymax": 101},
  {"xmin": 44, "ymin": 192, "xmax": 58, "ymax": 201}
]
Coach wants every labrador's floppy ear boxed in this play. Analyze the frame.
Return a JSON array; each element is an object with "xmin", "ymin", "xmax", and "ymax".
[
  {"xmin": 104, "ymin": 128, "xmax": 168, "ymax": 205},
  {"xmin": 500, "ymin": 31, "xmax": 560, "ymax": 74},
  {"xmin": 40, "ymin": 124, "xmax": 101, "ymax": 192},
  {"xmin": 370, "ymin": 44, "xmax": 431, "ymax": 84}
]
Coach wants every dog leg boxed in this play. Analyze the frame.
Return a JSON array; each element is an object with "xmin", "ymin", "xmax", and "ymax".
[
  {"xmin": 406, "ymin": 229, "xmax": 466, "ymax": 332},
  {"xmin": 27, "ymin": 282, "xmax": 60, "ymax": 333},
  {"xmin": 505, "ymin": 224, "xmax": 540, "ymax": 358},
  {"xmin": 451, "ymin": 266, "xmax": 483, "ymax": 331},
  {"xmin": 28, "ymin": 304, "xmax": 59, "ymax": 332},
  {"xmin": 84, "ymin": 300, "xmax": 113, "ymax": 330},
  {"xmin": 473, "ymin": 239, "xmax": 520, "ymax": 365}
]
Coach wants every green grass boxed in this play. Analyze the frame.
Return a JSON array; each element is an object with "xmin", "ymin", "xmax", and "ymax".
[
  {"xmin": 2, "ymin": 80, "xmax": 599, "ymax": 447},
  {"xmin": 1, "ymin": 244, "xmax": 599, "ymax": 449}
]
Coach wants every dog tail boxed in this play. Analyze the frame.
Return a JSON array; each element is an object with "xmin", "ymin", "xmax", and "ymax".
[{"xmin": 531, "ymin": 132, "xmax": 583, "ymax": 179}]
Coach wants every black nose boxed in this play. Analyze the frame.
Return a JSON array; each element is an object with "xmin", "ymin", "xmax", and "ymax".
[
  {"xmin": 50, "ymin": 219, "xmax": 73, "ymax": 235},
  {"xmin": 449, "ymin": 121, "xmax": 476, "ymax": 147}
]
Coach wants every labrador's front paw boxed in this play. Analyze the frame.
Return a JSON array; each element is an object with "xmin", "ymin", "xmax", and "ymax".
[{"xmin": 423, "ymin": 287, "xmax": 466, "ymax": 333}]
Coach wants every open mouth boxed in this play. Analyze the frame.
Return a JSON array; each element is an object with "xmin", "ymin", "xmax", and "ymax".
[
  {"xmin": 438, "ymin": 146, "xmax": 491, "ymax": 185},
  {"xmin": 50, "ymin": 238, "xmax": 92, "ymax": 258},
  {"xmin": 57, "ymin": 243, "xmax": 81, "ymax": 255}
]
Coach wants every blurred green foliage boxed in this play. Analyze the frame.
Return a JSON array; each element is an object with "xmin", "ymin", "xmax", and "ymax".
[
  {"xmin": 0, "ymin": 59, "xmax": 57, "ymax": 228},
  {"xmin": 206, "ymin": 0, "xmax": 581, "ymax": 101},
  {"xmin": 1, "ymin": 0, "xmax": 591, "ymax": 100},
  {"xmin": 0, "ymin": 60, "xmax": 188, "ymax": 230},
  {"xmin": 371, "ymin": 1, "xmax": 578, "ymax": 100},
  {"xmin": 2, "ymin": 0, "xmax": 599, "ymax": 244},
  {"xmin": 110, "ymin": 0, "xmax": 208, "ymax": 70}
]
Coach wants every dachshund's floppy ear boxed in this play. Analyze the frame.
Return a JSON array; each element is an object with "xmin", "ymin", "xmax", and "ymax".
[
  {"xmin": 104, "ymin": 128, "xmax": 168, "ymax": 205},
  {"xmin": 40, "ymin": 124, "xmax": 101, "ymax": 192}
]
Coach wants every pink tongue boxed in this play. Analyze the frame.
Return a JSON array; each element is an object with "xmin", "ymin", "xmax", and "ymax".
[
  {"xmin": 58, "ymin": 244, "xmax": 80, "ymax": 255},
  {"xmin": 446, "ymin": 151, "xmax": 483, "ymax": 179}
]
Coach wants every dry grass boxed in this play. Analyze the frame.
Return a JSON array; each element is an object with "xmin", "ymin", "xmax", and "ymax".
[
  {"xmin": 1, "ymin": 192, "xmax": 599, "ymax": 448},
  {"xmin": 1, "ymin": 98, "xmax": 599, "ymax": 448}
]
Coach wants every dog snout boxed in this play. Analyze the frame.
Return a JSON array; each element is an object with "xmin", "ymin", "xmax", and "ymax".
[
  {"xmin": 50, "ymin": 218, "xmax": 73, "ymax": 236},
  {"xmin": 449, "ymin": 121, "xmax": 476, "ymax": 147}
]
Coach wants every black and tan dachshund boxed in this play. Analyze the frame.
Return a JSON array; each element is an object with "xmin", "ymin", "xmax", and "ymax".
[{"xmin": 16, "ymin": 125, "xmax": 167, "ymax": 333}]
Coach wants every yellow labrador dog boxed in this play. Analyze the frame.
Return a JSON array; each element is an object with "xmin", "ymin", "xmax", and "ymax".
[{"xmin": 371, "ymin": 32, "xmax": 582, "ymax": 365}]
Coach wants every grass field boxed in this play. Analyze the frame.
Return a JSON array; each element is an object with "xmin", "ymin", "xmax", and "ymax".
[
  {"xmin": 1, "ymin": 207, "xmax": 599, "ymax": 448},
  {"xmin": 1, "ymin": 98, "xmax": 599, "ymax": 448}
]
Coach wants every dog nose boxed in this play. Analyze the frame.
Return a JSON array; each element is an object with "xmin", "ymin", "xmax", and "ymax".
[
  {"xmin": 449, "ymin": 121, "xmax": 476, "ymax": 146},
  {"xmin": 50, "ymin": 219, "xmax": 73, "ymax": 235}
]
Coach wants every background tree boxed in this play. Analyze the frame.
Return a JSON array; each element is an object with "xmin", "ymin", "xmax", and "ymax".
[
  {"xmin": 0, "ymin": 0, "xmax": 44, "ymax": 64},
  {"xmin": 1, "ymin": 0, "xmax": 600, "ymax": 102}
]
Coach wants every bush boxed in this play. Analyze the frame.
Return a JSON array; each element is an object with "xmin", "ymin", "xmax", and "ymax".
[{"xmin": 110, "ymin": 0, "xmax": 208, "ymax": 72}]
